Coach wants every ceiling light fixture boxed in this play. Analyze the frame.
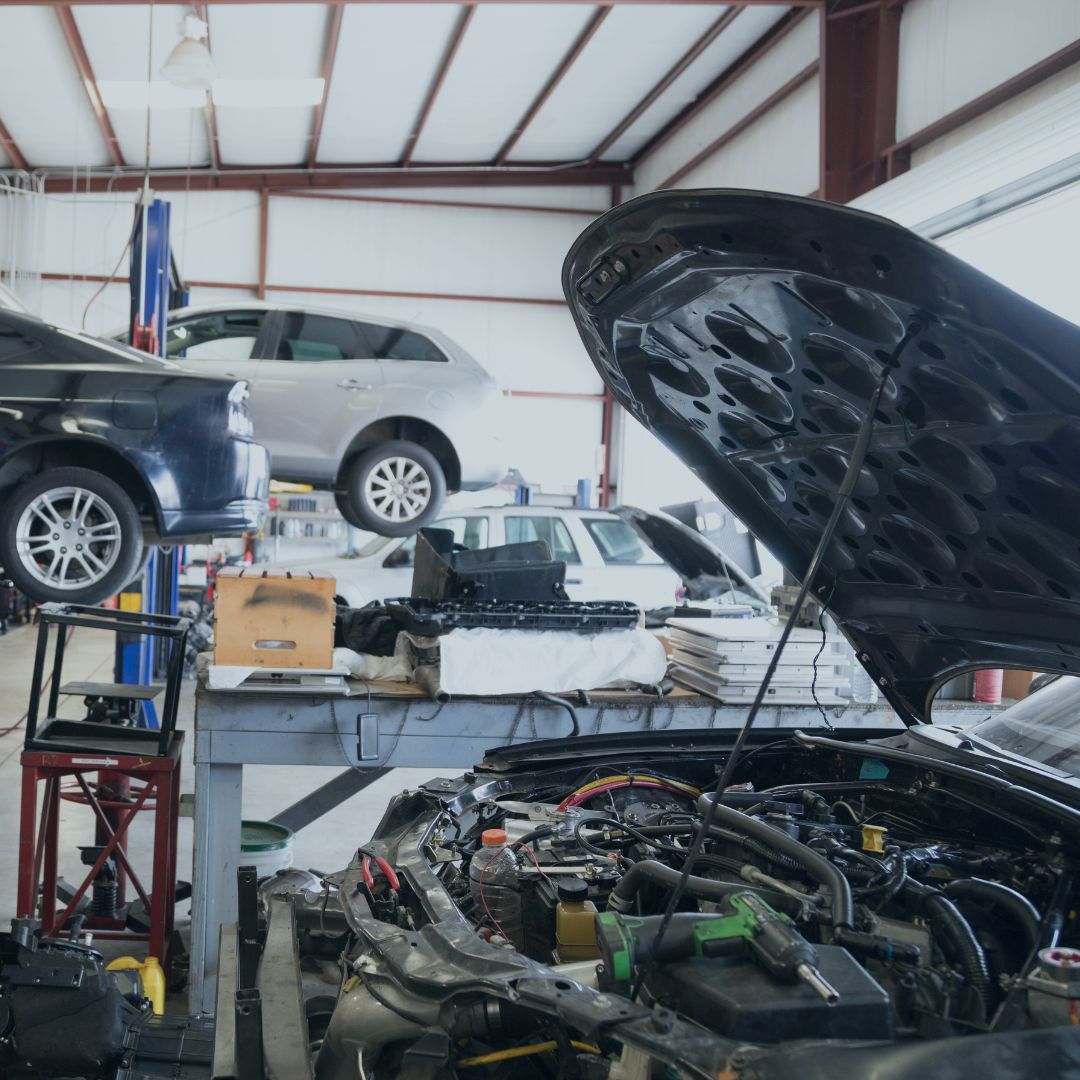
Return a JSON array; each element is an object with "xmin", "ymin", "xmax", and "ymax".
[{"xmin": 161, "ymin": 12, "xmax": 215, "ymax": 91}]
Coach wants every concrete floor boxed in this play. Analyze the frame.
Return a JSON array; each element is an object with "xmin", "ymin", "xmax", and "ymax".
[{"xmin": 0, "ymin": 620, "xmax": 439, "ymax": 934}]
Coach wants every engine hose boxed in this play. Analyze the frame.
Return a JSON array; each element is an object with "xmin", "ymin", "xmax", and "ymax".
[
  {"xmin": 697, "ymin": 795, "xmax": 854, "ymax": 933},
  {"xmin": 944, "ymin": 878, "xmax": 1041, "ymax": 956},
  {"xmin": 607, "ymin": 859, "xmax": 804, "ymax": 919},
  {"xmin": 904, "ymin": 878, "xmax": 994, "ymax": 1020}
]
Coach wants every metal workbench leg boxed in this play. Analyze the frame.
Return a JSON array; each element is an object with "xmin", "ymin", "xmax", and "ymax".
[
  {"xmin": 191, "ymin": 759, "xmax": 243, "ymax": 1016},
  {"xmin": 269, "ymin": 766, "xmax": 392, "ymax": 835}
]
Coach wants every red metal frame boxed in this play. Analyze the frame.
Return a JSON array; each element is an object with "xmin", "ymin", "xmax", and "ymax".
[
  {"xmin": 257, "ymin": 187, "xmax": 269, "ymax": 300},
  {"xmin": 494, "ymin": 6, "xmax": 611, "ymax": 165},
  {"xmin": 308, "ymin": 2, "xmax": 344, "ymax": 168},
  {"xmin": 587, "ymin": 7, "xmax": 742, "ymax": 164},
  {"xmin": 630, "ymin": 5, "xmax": 813, "ymax": 167},
  {"xmin": 0, "ymin": 115, "xmax": 29, "ymax": 171},
  {"xmin": 268, "ymin": 189, "xmax": 599, "ymax": 216},
  {"xmin": 39, "ymin": 162, "xmax": 630, "ymax": 194},
  {"xmin": 660, "ymin": 61, "xmax": 818, "ymax": 189},
  {"xmin": 55, "ymin": 7, "xmax": 124, "ymax": 168},
  {"xmin": 882, "ymin": 36, "xmax": 1080, "ymax": 180},
  {"xmin": 401, "ymin": 5, "xmax": 476, "ymax": 167},
  {"xmin": 819, "ymin": 0, "xmax": 901, "ymax": 202},
  {"xmin": 17, "ymin": 743, "xmax": 183, "ymax": 974}
]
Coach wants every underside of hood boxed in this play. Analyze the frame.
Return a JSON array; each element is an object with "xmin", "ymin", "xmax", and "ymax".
[{"xmin": 563, "ymin": 190, "xmax": 1080, "ymax": 724}]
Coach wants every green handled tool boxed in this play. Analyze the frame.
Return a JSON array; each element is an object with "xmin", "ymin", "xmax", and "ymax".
[{"xmin": 597, "ymin": 890, "xmax": 840, "ymax": 1006}]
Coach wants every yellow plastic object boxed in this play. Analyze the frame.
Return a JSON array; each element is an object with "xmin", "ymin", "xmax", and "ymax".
[
  {"xmin": 556, "ymin": 897, "xmax": 600, "ymax": 961},
  {"xmin": 456, "ymin": 1040, "xmax": 600, "ymax": 1067},
  {"xmin": 119, "ymin": 592, "xmax": 143, "ymax": 613},
  {"xmin": 862, "ymin": 824, "xmax": 887, "ymax": 854},
  {"xmin": 106, "ymin": 956, "xmax": 165, "ymax": 1015}
]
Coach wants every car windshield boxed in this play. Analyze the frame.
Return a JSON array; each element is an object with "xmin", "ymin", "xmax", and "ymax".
[{"xmin": 968, "ymin": 676, "xmax": 1080, "ymax": 775}]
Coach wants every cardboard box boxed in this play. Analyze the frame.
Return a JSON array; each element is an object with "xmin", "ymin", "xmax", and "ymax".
[{"xmin": 215, "ymin": 567, "xmax": 336, "ymax": 669}]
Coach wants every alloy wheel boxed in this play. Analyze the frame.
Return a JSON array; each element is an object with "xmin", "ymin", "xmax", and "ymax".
[
  {"xmin": 14, "ymin": 486, "xmax": 123, "ymax": 590},
  {"xmin": 363, "ymin": 457, "xmax": 432, "ymax": 523}
]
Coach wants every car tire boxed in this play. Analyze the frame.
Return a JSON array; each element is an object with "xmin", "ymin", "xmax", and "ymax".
[
  {"xmin": 0, "ymin": 467, "xmax": 144, "ymax": 605},
  {"xmin": 334, "ymin": 491, "xmax": 365, "ymax": 529},
  {"xmin": 344, "ymin": 440, "xmax": 446, "ymax": 537}
]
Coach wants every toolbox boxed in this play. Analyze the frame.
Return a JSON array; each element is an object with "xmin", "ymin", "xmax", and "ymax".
[{"xmin": 215, "ymin": 567, "xmax": 336, "ymax": 669}]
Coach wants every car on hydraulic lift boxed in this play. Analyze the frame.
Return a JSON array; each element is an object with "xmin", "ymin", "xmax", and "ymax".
[
  {"xmin": 115, "ymin": 301, "xmax": 507, "ymax": 537},
  {"xmin": 7, "ymin": 192, "xmax": 1080, "ymax": 1080},
  {"xmin": 0, "ymin": 307, "xmax": 269, "ymax": 605}
]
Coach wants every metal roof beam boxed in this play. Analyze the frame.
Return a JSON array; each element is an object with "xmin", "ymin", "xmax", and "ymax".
[
  {"xmin": 308, "ymin": 2, "xmax": 344, "ymax": 168},
  {"xmin": 10, "ymin": 1, "xmax": 818, "ymax": 6},
  {"xmin": 55, "ymin": 6, "xmax": 124, "ymax": 167},
  {"xmin": 587, "ymin": 7, "xmax": 741, "ymax": 164},
  {"xmin": 0, "ymin": 117, "xmax": 29, "ymax": 171},
  {"xmin": 631, "ymin": 5, "xmax": 812, "ymax": 167},
  {"xmin": 883, "ymin": 35, "xmax": 1080, "ymax": 178},
  {"xmin": 193, "ymin": 3, "xmax": 222, "ymax": 169},
  {"xmin": 36, "ymin": 162, "xmax": 632, "ymax": 193},
  {"xmin": 401, "ymin": 4, "xmax": 475, "ymax": 167},
  {"xmin": 494, "ymin": 6, "xmax": 610, "ymax": 165},
  {"xmin": 659, "ymin": 60, "xmax": 818, "ymax": 188}
]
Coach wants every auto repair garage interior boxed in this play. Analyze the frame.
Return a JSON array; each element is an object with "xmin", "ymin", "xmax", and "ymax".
[{"xmin": 1, "ymin": 0, "xmax": 1080, "ymax": 1075}]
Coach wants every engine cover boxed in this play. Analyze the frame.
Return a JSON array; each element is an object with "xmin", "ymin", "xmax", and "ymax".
[{"xmin": 645, "ymin": 945, "xmax": 893, "ymax": 1043}]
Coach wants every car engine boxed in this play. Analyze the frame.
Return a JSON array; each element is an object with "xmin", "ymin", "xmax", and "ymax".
[{"xmin": 3, "ymin": 733, "xmax": 1080, "ymax": 1079}]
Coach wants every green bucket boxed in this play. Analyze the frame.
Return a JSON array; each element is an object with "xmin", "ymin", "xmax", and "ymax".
[{"xmin": 240, "ymin": 820, "xmax": 294, "ymax": 878}]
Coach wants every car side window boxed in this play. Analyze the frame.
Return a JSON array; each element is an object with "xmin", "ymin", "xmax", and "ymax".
[
  {"xmin": 583, "ymin": 519, "xmax": 661, "ymax": 565},
  {"xmin": 165, "ymin": 310, "xmax": 266, "ymax": 360},
  {"xmin": 504, "ymin": 516, "xmax": 580, "ymax": 565},
  {"xmin": 275, "ymin": 313, "xmax": 369, "ymax": 362},
  {"xmin": 361, "ymin": 323, "xmax": 447, "ymax": 363},
  {"xmin": 383, "ymin": 516, "xmax": 489, "ymax": 569}
]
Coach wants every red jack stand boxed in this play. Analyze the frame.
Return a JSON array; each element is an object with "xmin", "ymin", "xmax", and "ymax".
[{"xmin": 17, "ymin": 740, "xmax": 183, "ymax": 976}]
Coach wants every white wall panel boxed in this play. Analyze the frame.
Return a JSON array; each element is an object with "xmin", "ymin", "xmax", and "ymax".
[
  {"xmin": 897, "ymin": 0, "xmax": 1080, "ymax": 143},
  {"xmin": 318, "ymin": 5, "xmax": 462, "ymax": 163},
  {"xmin": 0, "ymin": 7, "xmax": 109, "ymax": 167},
  {"xmin": 937, "ymin": 180, "xmax": 1080, "ymax": 325},
  {"xmin": 73, "ymin": 4, "xmax": 209, "ymax": 168},
  {"xmin": 663, "ymin": 74, "xmax": 818, "ymax": 194},
  {"xmin": 511, "ymin": 6, "xmax": 725, "ymax": 162},
  {"xmin": 499, "ymin": 395, "xmax": 602, "ymax": 492},
  {"xmin": 633, "ymin": 12, "xmax": 816, "ymax": 193},
  {"xmin": 415, "ymin": 5, "xmax": 594, "ymax": 162},
  {"xmin": 605, "ymin": 6, "xmax": 789, "ymax": 161},
  {"xmin": 850, "ymin": 71, "xmax": 1080, "ymax": 230},
  {"xmin": 265, "ymin": 194, "xmax": 582, "ymax": 299}
]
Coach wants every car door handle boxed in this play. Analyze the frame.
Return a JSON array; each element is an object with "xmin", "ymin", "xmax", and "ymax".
[
  {"xmin": 338, "ymin": 378, "xmax": 373, "ymax": 390},
  {"xmin": 566, "ymin": 578, "xmax": 583, "ymax": 584}
]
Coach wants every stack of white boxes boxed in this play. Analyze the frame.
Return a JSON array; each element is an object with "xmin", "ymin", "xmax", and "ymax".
[{"xmin": 666, "ymin": 617, "xmax": 849, "ymax": 705}]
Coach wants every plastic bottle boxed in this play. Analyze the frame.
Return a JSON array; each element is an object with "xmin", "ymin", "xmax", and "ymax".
[
  {"xmin": 850, "ymin": 654, "xmax": 879, "ymax": 705},
  {"xmin": 469, "ymin": 828, "xmax": 524, "ymax": 949},
  {"xmin": 555, "ymin": 876, "xmax": 599, "ymax": 961}
]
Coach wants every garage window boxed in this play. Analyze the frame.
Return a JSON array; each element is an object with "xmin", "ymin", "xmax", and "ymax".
[
  {"xmin": 505, "ymin": 516, "xmax": 580, "ymax": 564},
  {"xmin": 383, "ymin": 516, "xmax": 490, "ymax": 568},
  {"xmin": 361, "ymin": 323, "xmax": 447, "ymax": 363},
  {"xmin": 275, "ymin": 312, "xmax": 367, "ymax": 361},
  {"xmin": 166, "ymin": 310, "xmax": 266, "ymax": 360}
]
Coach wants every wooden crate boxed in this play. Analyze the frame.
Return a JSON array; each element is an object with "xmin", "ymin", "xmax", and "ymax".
[{"xmin": 215, "ymin": 567, "xmax": 336, "ymax": 669}]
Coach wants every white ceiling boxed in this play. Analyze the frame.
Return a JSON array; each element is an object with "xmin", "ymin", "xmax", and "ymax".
[{"xmin": 0, "ymin": 2, "xmax": 794, "ymax": 171}]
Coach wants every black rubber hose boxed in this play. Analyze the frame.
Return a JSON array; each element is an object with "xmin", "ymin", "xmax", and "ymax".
[
  {"xmin": 945, "ymin": 878, "xmax": 1041, "ymax": 956},
  {"xmin": 697, "ymin": 794, "xmax": 854, "ymax": 932},
  {"xmin": 608, "ymin": 859, "xmax": 803, "ymax": 919},
  {"xmin": 905, "ymin": 878, "xmax": 994, "ymax": 1019},
  {"xmin": 533, "ymin": 691, "xmax": 579, "ymax": 736}
]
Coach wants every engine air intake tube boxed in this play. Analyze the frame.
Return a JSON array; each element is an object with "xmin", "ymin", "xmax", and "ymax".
[{"xmin": 696, "ymin": 793, "xmax": 854, "ymax": 934}]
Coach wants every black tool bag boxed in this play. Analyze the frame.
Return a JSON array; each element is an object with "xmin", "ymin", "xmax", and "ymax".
[{"xmin": 411, "ymin": 527, "xmax": 568, "ymax": 601}]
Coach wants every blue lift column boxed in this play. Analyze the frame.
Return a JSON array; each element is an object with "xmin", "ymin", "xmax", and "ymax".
[{"xmin": 116, "ymin": 195, "xmax": 184, "ymax": 721}]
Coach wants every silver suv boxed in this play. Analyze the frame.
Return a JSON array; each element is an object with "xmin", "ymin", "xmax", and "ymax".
[{"xmin": 153, "ymin": 302, "xmax": 505, "ymax": 536}]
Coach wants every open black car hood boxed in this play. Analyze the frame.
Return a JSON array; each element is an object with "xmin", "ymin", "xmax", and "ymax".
[{"xmin": 563, "ymin": 190, "xmax": 1080, "ymax": 724}]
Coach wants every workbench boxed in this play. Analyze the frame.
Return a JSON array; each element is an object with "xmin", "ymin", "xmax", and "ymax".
[{"xmin": 189, "ymin": 673, "xmax": 996, "ymax": 1014}]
